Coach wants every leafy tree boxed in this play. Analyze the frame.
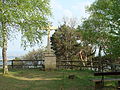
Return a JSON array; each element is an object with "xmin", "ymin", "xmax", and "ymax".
[
  {"xmin": 77, "ymin": 18, "xmax": 110, "ymax": 71},
  {"xmin": 77, "ymin": 17, "xmax": 109, "ymax": 57},
  {"xmin": 51, "ymin": 24, "xmax": 79, "ymax": 61},
  {"xmin": 87, "ymin": 0, "xmax": 120, "ymax": 59},
  {"xmin": 0, "ymin": 0, "xmax": 51, "ymax": 74}
]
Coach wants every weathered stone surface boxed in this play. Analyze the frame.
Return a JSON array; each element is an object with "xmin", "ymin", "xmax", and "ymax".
[{"xmin": 44, "ymin": 52, "xmax": 56, "ymax": 70}]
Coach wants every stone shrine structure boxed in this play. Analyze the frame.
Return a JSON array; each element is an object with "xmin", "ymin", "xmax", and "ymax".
[{"xmin": 43, "ymin": 25, "xmax": 57, "ymax": 70}]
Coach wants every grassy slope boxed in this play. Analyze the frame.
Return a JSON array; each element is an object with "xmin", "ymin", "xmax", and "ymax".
[{"xmin": 0, "ymin": 69, "xmax": 116, "ymax": 90}]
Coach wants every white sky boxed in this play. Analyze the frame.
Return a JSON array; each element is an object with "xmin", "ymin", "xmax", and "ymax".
[{"xmin": 0, "ymin": 0, "xmax": 95, "ymax": 58}]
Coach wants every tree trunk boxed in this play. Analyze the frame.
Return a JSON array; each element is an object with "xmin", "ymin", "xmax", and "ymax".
[
  {"xmin": 2, "ymin": 22, "xmax": 8, "ymax": 74},
  {"xmin": 98, "ymin": 46, "xmax": 102, "ymax": 72}
]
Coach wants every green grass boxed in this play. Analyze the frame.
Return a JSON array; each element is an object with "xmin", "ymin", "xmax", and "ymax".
[{"xmin": 0, "ymin": 69, "xmax": 117, "ymax": 90}]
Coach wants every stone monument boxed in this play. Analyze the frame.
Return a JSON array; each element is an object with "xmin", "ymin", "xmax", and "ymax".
[{"xmin": 44, "ymin": 25, "xmax": 57, "ymax": 70}]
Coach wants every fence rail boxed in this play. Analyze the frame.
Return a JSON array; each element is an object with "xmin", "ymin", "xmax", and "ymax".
[
  {"xmin": 57, "ymin": 60, "xmax": 93, "ymax": 70},
  {"xmin": 0, "ymin": 60, "xmax": 45, "ymax": 69},
  {"xmin": 56, "ymin": 60, "xmax": 117, "ymax": 72},
  {"xmin": 1, "ymin": 60, "xmax": 120, "ymax": 72},
  {"xmin": 11, "ymin": 60, "xmax": 44, "ymax": 69}
]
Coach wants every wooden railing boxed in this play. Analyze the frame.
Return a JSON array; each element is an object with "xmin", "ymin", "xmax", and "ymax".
[
  {"xmin": 56, "ymin": 60, "xmax": 116, "ymax": 71},
  {"xmin": 57, "ymin": 60, "xmax": 93, "ymax": 70},
  {"xmin": 1, "ymin": 60, "xmax": 119, "ymax": 71},
  {"xmin": 9, "ymin": 60, "xmax": 44, "ymax": 69}
]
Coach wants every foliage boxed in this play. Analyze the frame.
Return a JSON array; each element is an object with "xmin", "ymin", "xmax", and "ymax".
[
  {"xmin": 0, "ymin": 0, "xmax": 51, "ymax": 47},
  {"xmin": 77, "ymin": 0, "xmax": 120, "ymax": 59},
  {"xmin": 77, "ymin": 18, "xmax": 109, "ymax": 57},
  {"xmin": 88, "ymin": 0, "xmax": 120, "ymax": 58},
  {"xmin": 51, "ymin": 22, "xmax": 96, "ymax": 61},
  {"xmin": 51, "ymin": 24, "xmax": 79, "ymax": 61},
  {"xmin": 21, "ymin": 49, "xmax": 44, "ymax": 60},
  {"xmin": 0, "ymin": 0, "xmax": 51, "ymax": 74},
  {"xmin": 13, "ymin": 57, "xmax": 21, "ymax": 60}
]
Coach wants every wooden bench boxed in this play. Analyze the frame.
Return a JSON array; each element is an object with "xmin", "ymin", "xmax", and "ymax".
[{"xmin": 93, "ymin": 72, "xmax": 120, "ymax": 89}]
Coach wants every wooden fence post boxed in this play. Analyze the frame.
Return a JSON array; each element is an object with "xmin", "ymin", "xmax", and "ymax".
[{"xmin": 12, "ymin": 60, "xmax": 13, "ymax": 69}]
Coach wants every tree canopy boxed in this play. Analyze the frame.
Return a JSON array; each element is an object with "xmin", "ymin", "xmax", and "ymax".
[
  {"xmin": 77, "ymin": 0, "xmax": 120, "ymax": 59},
  {"xmin": 0, "ymin": 0, "xmax": 51, "ymax": 46},
  {"xmin": 0, "ymin": 0, "xmax": 51, "ymax": 74},
  {"xmin": 51, "ymin": 24, "xmax": 79, "ymax": 61}
]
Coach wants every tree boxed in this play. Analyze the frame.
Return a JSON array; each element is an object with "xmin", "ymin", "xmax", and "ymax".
[
  {"xmin": 87, "ymin": 0, "xmax": 120, "ymax": 59},
  {"xmin": 77, "ymin": 17, "xmax": 109, "ymax": 57},
  {"xmin": 77, "ymin": 18, "xmax": 110, "ymax": 70},
  {"xmin": 51, "ymin": 24, "xmax": 79, "ymax": 61},
  {"xmin": 0, "ymin": 0, "xmax": 51, "ymax": 74}
]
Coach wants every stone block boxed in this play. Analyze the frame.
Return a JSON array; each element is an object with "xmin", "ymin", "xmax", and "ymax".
[{"xmin": 44, "ymin": 52, "xmax": 56, "ymax": 70}]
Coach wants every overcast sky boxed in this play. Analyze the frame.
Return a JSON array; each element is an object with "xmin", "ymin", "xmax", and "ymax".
[{"xmin": 0, "ymin": 0, "xmax": 95, "ymax": 58}]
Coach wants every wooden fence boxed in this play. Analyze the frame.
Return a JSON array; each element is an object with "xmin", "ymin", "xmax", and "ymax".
[
  {"xmin": 1, "ymin": 59, "xmax": 120, "ymax": 71},
  {"xmin": 8, "ymin": 60, "xmax": 44, "ymax": 69},
  {"xmin": 57, "ymin": 60, "xmax": 93, "ymax": 70},
  {"xmin": 56, "ymin": 60, "xmax": 116, "ymax": 72}
]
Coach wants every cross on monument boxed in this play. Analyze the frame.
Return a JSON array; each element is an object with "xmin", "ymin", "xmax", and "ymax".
[{"xmin": 44, "ymin": 25, "xmax": 57, "ymax": 52}]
